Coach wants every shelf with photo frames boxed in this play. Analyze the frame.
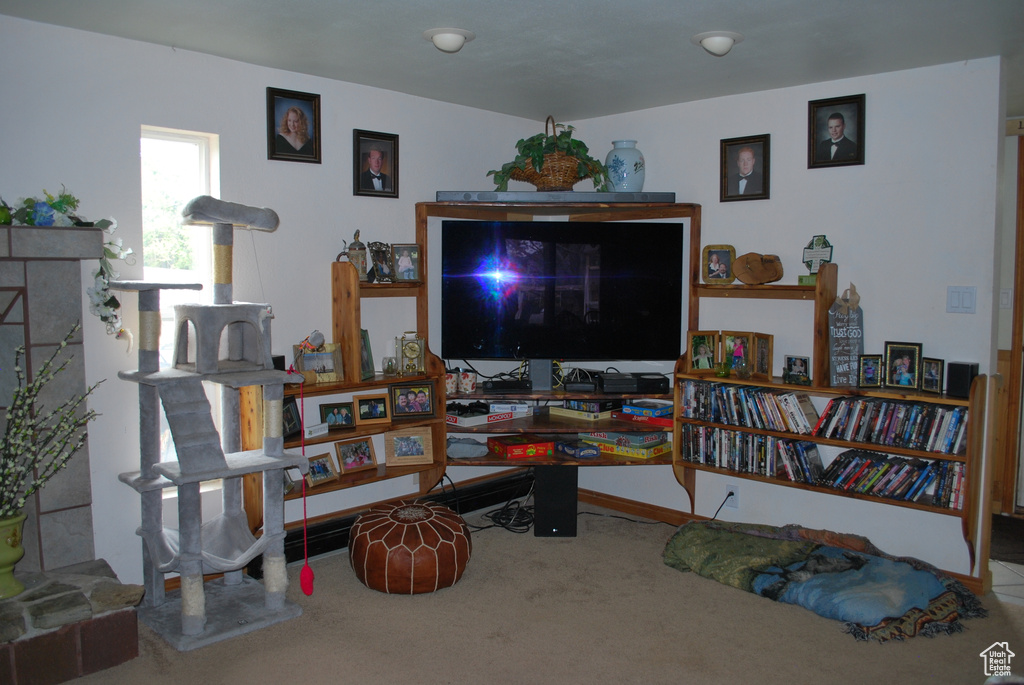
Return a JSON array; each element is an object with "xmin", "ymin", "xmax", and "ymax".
[{"xmin": 239, "ymin": 258, "xmax": 446, "ymax": 521}]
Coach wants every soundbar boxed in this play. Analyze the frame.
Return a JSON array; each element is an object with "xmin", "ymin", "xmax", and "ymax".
[
  {"xmin": 481, "ymin": 379, "xmax": 533, "ymax": 392},
  {"xmin": 435, "ymin": 190, "xmax": 676, "ymax": 203}
]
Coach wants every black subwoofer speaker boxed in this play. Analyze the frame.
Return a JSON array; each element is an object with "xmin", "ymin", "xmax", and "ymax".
[
  {"xmin": 946, "ymin": 361, "xmax": 979, "ymax": 399},
  {"xmin": 533, "ymin": 466, "xmax": 578, "ymax": 537}
]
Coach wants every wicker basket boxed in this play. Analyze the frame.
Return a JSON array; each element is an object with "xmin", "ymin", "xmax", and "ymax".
[{"xmin": 508, "ymin": 116, "xmax": 590, "ymax": 191}]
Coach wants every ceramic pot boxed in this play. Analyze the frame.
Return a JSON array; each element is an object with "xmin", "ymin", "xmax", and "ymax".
[
  {"xmin": 604, "ymin": 140, "xmax": 645, "ymax": 192},
  {"xmin": 0, "ymin": 511, "xmax": 27, "ymax": 599}
]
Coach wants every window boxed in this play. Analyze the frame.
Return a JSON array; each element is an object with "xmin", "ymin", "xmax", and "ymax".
[{"xmin": 140, "ymin": 126, "xmax": 220, "ymax": 461}]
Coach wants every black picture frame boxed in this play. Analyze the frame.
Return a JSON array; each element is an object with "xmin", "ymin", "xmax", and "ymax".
[
  {"xmin": 808, "ymin": 93, "xmax": 865, "ymax": 168},
  {"xmin": 922, "ymin": 357, "xmax": 945, "ymax": 394},
  {"xmin": 354, "ymin": 129, "xmax": 399, "ymax": 198},
  {"xmin": 389, "ymin": 382, "xmax": 434, "ymax": 418},
  {"xmin": 720, "ymin": 134, "xmax": 770, "ymax": 202},
  {"xmin": 883, "ymin": 341, "xmax": 923, "ymax": 390},
  {"xmin": 282, "ymin": 396, "xmax": 302, "ymax": 438},
  {"xmin": 320, "ymin": 401, "xmax": 355, "ymax": 430},
  {"xmin": 267, "ymin": 87, "xmax": 321, "ymax": 164}
]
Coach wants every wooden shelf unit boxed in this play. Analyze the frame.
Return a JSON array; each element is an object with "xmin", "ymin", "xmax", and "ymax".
[
  {"xmin": 675, "ymin": 221, "xmax": 989, "ymax": 583},
  {"xmin": 416, "ymin": 201, "xmax": 700, "ymax": 468}
]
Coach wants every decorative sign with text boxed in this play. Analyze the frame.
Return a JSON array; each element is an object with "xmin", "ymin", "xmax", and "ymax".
[{"xmin": 829, "ymin": 283, "xmax": 863, "ymax": 387}]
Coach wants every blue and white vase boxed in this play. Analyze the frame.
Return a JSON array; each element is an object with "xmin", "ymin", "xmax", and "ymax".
[{"xmin": 604, "ymin": 140, "xmax": 645, "ymax": 192}]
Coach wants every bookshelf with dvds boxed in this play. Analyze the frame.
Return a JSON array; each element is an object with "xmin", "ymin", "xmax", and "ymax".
[{"xmin": 674, "ymin": 220, "xmax": 990, "ymax": 590}]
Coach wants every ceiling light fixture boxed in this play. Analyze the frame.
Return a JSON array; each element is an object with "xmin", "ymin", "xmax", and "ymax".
[
  {"xmin": 423, "ymin": 28, "xmax": 475, "ymax": 54},
  {"xmin": 691, "ymin": 31, "xmax": 744, "ymax": 57}
]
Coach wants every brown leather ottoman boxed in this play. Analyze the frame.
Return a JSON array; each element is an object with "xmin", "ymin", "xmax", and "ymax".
[{"xmin": 349, "ymin": 501, "xmax": 472, "ymax": 594}]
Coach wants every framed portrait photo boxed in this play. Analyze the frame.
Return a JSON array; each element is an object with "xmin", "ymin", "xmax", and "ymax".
[
  {"xmin": 721, "ymin": 331, "xmax": 752, "ymax": 370},
  {"xmin": 702, "ymin": 244, "xmax": 736, "ymax": 284},
  {"xmin": 686, "ymin": 331, "xmax": 719, "ymax": 374},
  {"xmin": 883, "ymin": 341, "xmax": 923, "ymax": 390},
  {"xmin": 282, "ymin": 396, "xmax": 302, "ymax": 438},
  {"xmin": 392, "ymin": 243, "xmax": 421, "ymax": 282},
  {"xmin": 384, "ymin": 427, "xmax": 434, "ymax": 467},
  {"xmin": 921, "ymin": 357, "xmax": 945, "ymax": 394},
  {"xmin": 267, "ymin": 87, "xmax": 321, "ymax": 164},
  {"xmin": 784, "ymin": 355, "xmax": 810, "ymax": 384},
  {"xmin": 389, "ymin": 382, "xmax": 434, "ymax": 418},
  {"xmin": 808, "ymin": 93, "xmax": 865, "ymax": 168},
  {"xmin": 355, "ymin": 393, "xmax": 389, "ymax": 426},
  {"xmin": 720, "ymin": 134, "xmax": 770, "ymax": 202},
  {"xmin": 858, "ymin": 354, "xmax": 883, "ymax": 388},
  {"xmin": 320, "ymin": 401, "xmax": 355, "ymax": 430},
  {"xmin": 293, "ymin": 342, "xmax": 343, "ymax": 383},
  {"xmin": 367, "ymin": 241, "xmax": 394, "ymax": 283},
  {"xmin": 335, "ymin": 437, "xmax": 377, "ymax": 475},
  {"xmin": 305, "ymin": 453, "xmax": 338, "ymax": 488},
  {"xmin": 354, "ymin": 129, "xmax": 399, "ymax": 198},
  {"xmin": 753, "ymin": 332, "xmax": 774, "ymax": 381}
]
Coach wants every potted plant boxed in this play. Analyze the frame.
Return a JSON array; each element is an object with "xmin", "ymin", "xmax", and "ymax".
[
  {"xmin": 487, "ymin": 116, "xmax": 610, "ymax": 192},
  {"xmin": 0, "ymin": 324, "xmax": 101, "ymax": 598}
]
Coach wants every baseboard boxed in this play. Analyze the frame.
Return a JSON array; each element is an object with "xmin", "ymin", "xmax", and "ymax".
[{"xmin": 578, "ymin": 489, "xmax": 696, "ymax": 527}]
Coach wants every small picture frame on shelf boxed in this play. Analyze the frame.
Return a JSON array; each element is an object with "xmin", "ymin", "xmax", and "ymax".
[
  {"xmin": 320, "ymin": 401, "xmax": 355, "ymax": 430},
  {"xmin": 389, "ymin": 382, "xmax": 434, "ymax": 417},
  {"xmin": 921, "ymin": 357, "xmax": 944, "ymax": 394},
  {"xmin": 293, "ymin": 342, "xmax": 343, "ymax": 383},
  {"xmin": 702, "ymin": 245, "xmax": 736, "ymax": 284},
  {"xmin": 883, "ymin": 341, "xmax": 923, "ymax": 390},
  {"xmin": 686, "ymin": 331, "xmax": 719, "ymax": 374},
  {"xmin": 752, "ymin": 332, "xmax": 774, "ymax": 380},
  {"xmin": 355, "ymin": 393, "xmax": 390, "ymax": 425},
  {"xmin": 384, "ymin": 427, "xmax": 434, "ymax": 466},
  {"xmin": 367, "ymin": 241, "xmax": 394, "ymax": 283},
  {"xmin": 282, "ymin": 396, "xmax": 302, "ymax": 438},
  {"xmin": 360, "ymin": 329, "xmax": 375, "ymax": 380},
  {"xmin": 858, "ymin": 354, "xmax": 883, "ymax": 388},
  {"xmin": 392, "ymin": 243, "xmax": 421, "ymax": 282},
  {"xmin": 305, "ymin": 453, "xmax": 338, "ymax": 487},
  {"xmin": 720, "ymin": 331, "xmax": 752, "ymax": 371},
  {"xmin": 783, "ymin": 355, "xmax": 810, "ymax": 385},
  {"xmin": 335, "ymin": 437, "xmax": 377, "ymax": 474}
]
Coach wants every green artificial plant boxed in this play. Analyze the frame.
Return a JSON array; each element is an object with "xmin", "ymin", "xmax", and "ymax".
[{"xmin": 487, "ymin": 121, "xmax": 610, "ymax": 192}]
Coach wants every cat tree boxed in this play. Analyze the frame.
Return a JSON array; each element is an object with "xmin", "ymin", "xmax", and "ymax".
[{"xmin": 114, "ymin": 196, "xmax": 307, "ymax": 650}]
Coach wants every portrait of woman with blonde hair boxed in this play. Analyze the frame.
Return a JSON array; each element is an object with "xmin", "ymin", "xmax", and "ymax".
[{"xmin": 276, "ymin": 105, "xmax": 313, "ymax": 156}]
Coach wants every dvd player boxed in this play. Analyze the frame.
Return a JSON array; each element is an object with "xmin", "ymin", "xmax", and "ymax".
[{"xmin": 480, "ymin": 379, "xmax": 533, "ymax": 392}]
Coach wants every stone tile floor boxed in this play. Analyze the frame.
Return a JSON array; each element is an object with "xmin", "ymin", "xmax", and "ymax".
[{"xmin": 991, "ymin": 559, "xmax": 1024, "ymax": 606}]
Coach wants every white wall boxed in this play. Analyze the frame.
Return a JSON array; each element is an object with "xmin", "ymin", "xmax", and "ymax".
[
  {"xmin": 0, "ymin": 15, "xmax": 1004, "ymax": 580},
  {"xmin": 576, "ymin": 58, "xmax": 1004, "ymax": 574}
]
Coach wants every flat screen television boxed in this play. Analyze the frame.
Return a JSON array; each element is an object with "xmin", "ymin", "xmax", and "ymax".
[{"xmin": 440, "ymin": 220, "xmax": 684, "ymax": 377}]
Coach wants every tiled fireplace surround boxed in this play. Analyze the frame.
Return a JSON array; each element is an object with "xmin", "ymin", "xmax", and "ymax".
[{"xmin": 0, "ymin": 223, "xmax": 102, "ymax": 573}]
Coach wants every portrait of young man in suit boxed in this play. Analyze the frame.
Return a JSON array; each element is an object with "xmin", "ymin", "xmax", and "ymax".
[
  {"xmin": 353, "ymin": 130, "xmax": 399, "ymax": 197},
  {"xmin": 808, "ymin": 94, "xmax": 865, "ymax": 168},
  {"xmin": 721, "ymin": 135, "xmax": 770, "ymax": 202}
]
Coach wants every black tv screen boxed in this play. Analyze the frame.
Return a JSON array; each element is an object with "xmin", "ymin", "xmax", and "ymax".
[{"xmin": 440, "ymin": 220, "xmax": 684, "ymax": 362}]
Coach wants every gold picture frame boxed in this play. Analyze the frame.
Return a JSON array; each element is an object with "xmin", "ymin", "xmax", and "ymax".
[
  {"xmin": 752, "ymin": 332, "xmax": 774, "ymax": 380},
  {"xmin": 685, "ymin": 331, "xmax": 720, "ymax": 374},
  {"xmin": 305, "ymin": 453, "xmax": 338, "ymax": 487},
  {"xmin": 354, "ymin": 393, "xmax": 390, "ymax": 426},
  {"xmin": 384, "ymin": 427, "xmax": 434, "ymax": 466},
  {"xmin": 702, "ymin": 244, "xmax": 736, "ymax": 284},
  {"xmin": 335, "ymin": 437, "xmax": 378, "ymax": 474}
]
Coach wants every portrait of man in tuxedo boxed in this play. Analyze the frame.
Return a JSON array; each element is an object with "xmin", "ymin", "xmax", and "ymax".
[
  {"xmin": 354, "ymin": 130, "xmax": 399, "ymax": 197},
  {"xmin": 721, "ymin": 135, "xmax": 769, "ymax": 202},
  {"xmin": 808, "ymin": 94, "xmax": 865, "ymax": 168}
]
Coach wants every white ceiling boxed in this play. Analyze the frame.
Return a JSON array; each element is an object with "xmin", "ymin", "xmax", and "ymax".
[{"xmin": 2, "ymin": 0, "xmax": 1023, "ymax": 120}]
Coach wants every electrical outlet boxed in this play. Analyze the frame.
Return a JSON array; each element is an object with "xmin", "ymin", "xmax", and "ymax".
[{"xmin": 725, "ymin": 483, "xmax": 739, "ymax": 509}]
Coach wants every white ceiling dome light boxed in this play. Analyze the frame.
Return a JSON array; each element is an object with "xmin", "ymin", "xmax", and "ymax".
[
  {"xmin": 423, "ymin": 28, "xmax": 476, "ymax": 54},
  {"xmin": 691, "ymin": 31, "xmax": 744, "ymax": 57}
]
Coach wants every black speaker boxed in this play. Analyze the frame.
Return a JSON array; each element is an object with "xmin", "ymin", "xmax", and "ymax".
[
  {"xmin": 946, "ymin": 361, "xmax": 978, "ymax": 399},
  {"xmin": 533, "ymin": 466, "xmax": 578, "ymax": 537}
]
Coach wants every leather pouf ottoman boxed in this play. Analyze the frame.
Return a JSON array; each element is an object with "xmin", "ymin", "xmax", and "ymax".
[{"xmin": 349, "ymin": 501, "xmax": 472, "ymax": 594}]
